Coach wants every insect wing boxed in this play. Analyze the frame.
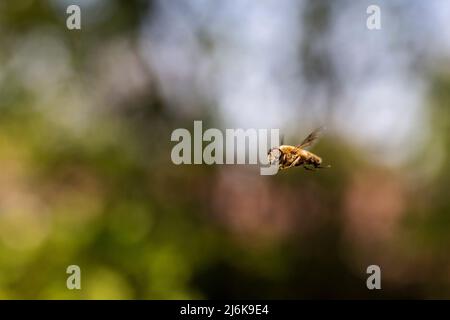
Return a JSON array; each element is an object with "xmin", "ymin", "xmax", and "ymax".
[{"xmin": 297, "ymin": 127, "xmax": 324, "ymax": 149}]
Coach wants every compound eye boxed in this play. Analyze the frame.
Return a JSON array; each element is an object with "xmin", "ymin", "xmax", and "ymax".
[
  {"xmin": 274, "ymin": 149, "xmax": 281, "ymax": 158},
  {"xmin": 268, "ymin": 149, "xmax": 281, "ymax": 162}
]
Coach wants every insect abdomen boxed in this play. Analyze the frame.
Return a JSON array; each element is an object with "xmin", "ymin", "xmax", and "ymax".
[{"xmin": 304, "ymin": 151, "xmax": 322, "ymax": 166}]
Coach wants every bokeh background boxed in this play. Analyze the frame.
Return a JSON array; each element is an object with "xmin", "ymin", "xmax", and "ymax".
[{"xmin": 0, "ymin": 0, "xmax": 449, "ymax": 299}]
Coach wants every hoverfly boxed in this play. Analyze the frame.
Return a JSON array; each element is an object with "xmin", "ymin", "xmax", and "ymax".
[{"xmin": 267, "ymin": 127, "xmax": 330, "ymax": 171}]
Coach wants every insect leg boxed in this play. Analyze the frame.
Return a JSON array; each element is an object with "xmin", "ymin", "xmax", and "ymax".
[{"xmin": 287, "ymin": 156, "xmax": 302, "ymax": 168}]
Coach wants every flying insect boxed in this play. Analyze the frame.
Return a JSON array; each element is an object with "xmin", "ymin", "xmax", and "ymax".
[{"xmin": 267, "ymin": 127, "xmax": 330, "ymax": 171}]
